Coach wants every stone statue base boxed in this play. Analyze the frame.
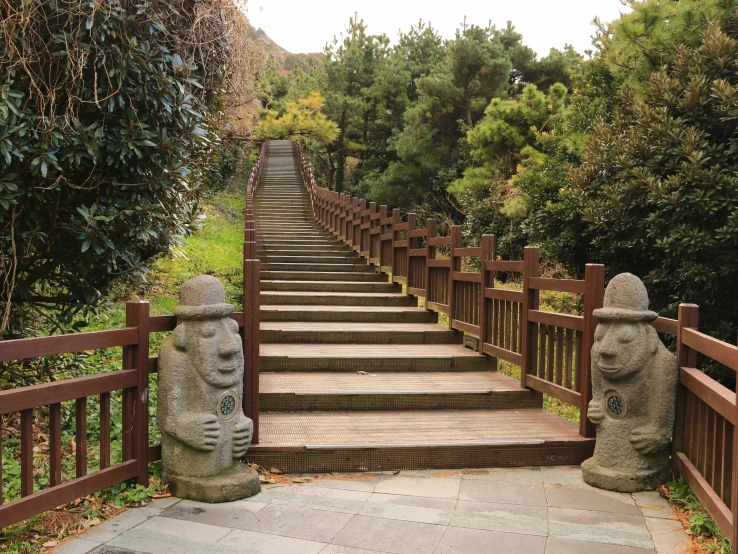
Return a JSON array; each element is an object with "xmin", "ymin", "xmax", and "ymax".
[
  {"xmin": 164, "ymin": 462, "xmax": 261, "ymax": 503},
  {"xmin": 581, "ymin": 457, "xmax": 671, "ymax": 493}
]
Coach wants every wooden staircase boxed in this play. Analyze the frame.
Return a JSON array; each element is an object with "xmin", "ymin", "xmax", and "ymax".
[{"xmin": 247, "ymin": 140, "xmax": 594, "ymax": 473}]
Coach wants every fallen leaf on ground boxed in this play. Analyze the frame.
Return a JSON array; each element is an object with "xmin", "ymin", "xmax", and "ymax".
[
  {"xmin": 259, "ymin": 476, "xmax": 276, "ymax": 484},
  {"xmin": 42, "ymin": 541, "xmax": 58, "ymax": 548},
  {"xmin": 269, "ymin": 468, "xmax": 283, "ymax": 474},
  {"xmin": 292, "ymin": 478, "xmax": 311, "ymax": 483},
  {"xmin": 357, "ymin": 371, "xmax": 368, "ymax": 375}
]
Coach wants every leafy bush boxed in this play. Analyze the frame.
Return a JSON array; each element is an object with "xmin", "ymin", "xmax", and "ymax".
[
  {"xmin": 0, "ymin": 0, "xmax": 259, "ymax": 335},
  {"xmin": 568, "ymin": 20, "xmax": 738, "ymax": 334}
]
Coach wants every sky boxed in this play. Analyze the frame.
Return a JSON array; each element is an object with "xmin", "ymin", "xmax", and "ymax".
[{"xmin": 246, "ymin": 0, "xmax": 631, "ymax": 58}]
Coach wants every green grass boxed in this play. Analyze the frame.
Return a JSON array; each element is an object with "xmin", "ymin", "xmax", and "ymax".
[
  {"xmin": 149, "ymin": 191, "xmax": 246, "ymax": 311},
  {"xmin": 665, "ymin": 478, "xmax": 731, "ymax": 553}
]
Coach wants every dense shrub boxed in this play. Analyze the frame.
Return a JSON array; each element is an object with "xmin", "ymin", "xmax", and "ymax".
[
  {"xmin": 569, "ymin": 21, "xmax": 738, "ymax": 333},
  {"xmin": 0, "ymin": 0, "xmax": 261, "ymax": 334}
]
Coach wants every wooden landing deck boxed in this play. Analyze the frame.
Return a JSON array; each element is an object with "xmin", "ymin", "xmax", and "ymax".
[{"xmin": 247, "ymin": 410, "xmax": 594, "ymax": 473}]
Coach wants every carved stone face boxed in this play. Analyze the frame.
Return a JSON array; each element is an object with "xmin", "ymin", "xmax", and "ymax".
[
  {"xmin": 183, "ymin": 317, "xmax": 243, "ymax": 388},
  {"xmin": 593, "ymin": 321, "xmax": 654, "ymax": 380}
]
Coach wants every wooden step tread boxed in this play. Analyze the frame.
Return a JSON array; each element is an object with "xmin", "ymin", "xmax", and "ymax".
[
  {"xmin": 261, "ymin": 305, "xmax": 427, "ymax": 313},
  {"xmin": 252, "ymin": 409, "xmax": 586, "ymax": 449},
  {"xmin": 261, "ymin": 322, "xmax": 451, "ymax": 332},
  {"xmin": 261, "ymin": 343, "xmax": 482, "ymax": 359},
  {"xmin": 261, "ymin": 292, "xmax": 406, "ymax": 298},
  {"xmin": 261, "ymin": 371, "xmax": 523, "ymax": 394}
]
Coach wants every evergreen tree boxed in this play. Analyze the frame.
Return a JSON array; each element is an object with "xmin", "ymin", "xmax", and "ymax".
[{"xmin": 570, "ymin": 20, "xmax": 738, "ymax": 333}]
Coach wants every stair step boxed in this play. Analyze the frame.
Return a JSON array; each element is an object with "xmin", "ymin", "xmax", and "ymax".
[
  {"xmin": 258, "ymin": 250, "xmax": 358, "ymax": 257},
  {"xmin": 258, "ymin": 245, "xmax": 353, "ymax": 252},
  {"xmin": 261, "ymin": 280, "xmax": 398, "ymax": 292},
  {"xmin": 261, "ymin": 343, "xmax": 493, "ymax": 371},
  {"xmin": 260, "ymin": 291, "xmax": 415, "ymax": 306},
  {"xmin": 261, "ymin": 263, "xmax": 374, "ymax": 272},
  {"xmin": 258, "ymin": 256, "xmax": 363, "ymax": 264},
  {"xmin": 260, "ymin": 371, "xmax": 542, "ymax": 411},
  {"xmin": 258, "ymin": 250, "xmax": 357, "ymax": 257},
  {"xmin": 261, "ymin": 305, "xmax": 436, "ymax": 323},
  {"xmin": 261, "ymin": 322, "xmax": 458, "ymax": 344},
  {"xmin": 247, "ymin": 409, "xmax": 593, "ymax": 473},
  {"xmin": 260, "ymin": 271, "xmax": 386, "ymax": 282}
]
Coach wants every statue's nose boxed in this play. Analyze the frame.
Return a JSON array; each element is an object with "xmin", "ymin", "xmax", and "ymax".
[
  {"xmin": 599, "ymin": 347, "xmax": 616, "ymax": 358},
  {"xmin": 599, "ymin": 337, "xmax": 617, "ymax": 358},
  {"xmin": 219, "ymin": 324, "xmax": 241, "ymax": 357}
]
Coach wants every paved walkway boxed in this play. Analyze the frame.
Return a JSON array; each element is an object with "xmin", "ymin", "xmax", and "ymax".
[{"xmin": 56, "ymin": 466, "xmax": 689, "ymax": 554}]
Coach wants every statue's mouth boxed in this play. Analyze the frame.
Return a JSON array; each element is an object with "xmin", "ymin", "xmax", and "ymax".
[
  {"xmin": 597, "ymin": 362, "xmax": 621, "ymax": 373},
  {"xmin": 219, "ymin": 360, "xmax": 238, "ymax": 373}
]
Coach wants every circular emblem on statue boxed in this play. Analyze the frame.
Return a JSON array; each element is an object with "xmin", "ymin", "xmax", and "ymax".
[
  {"xmin": 605, "ymin": 391, "xmax": 626, "ymax": 419},
  {"xmin": 217, "ymin": 390, "xmax": 239, "ymax": 421}
]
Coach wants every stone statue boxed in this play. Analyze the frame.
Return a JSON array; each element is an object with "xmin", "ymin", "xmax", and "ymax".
[
  {"xmin": 581, "ymin": 273, "xmax": 677, "ymax": 492},
  {"xmin": 158, "ymin": 274, "xmax": 260, "ymax": 502}
]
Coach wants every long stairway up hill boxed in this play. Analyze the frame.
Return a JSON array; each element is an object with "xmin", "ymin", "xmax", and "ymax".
[{"xmin": 247, "ymin": 140, "xmax": 593, "ymax": 473}]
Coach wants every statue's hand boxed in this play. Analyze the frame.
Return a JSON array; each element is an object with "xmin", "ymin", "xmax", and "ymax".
[
  {"xmin": 587, "ymin": 400, "xmax": 606, "ymax": 424},
  {"xmin": 176, "ymin": 413, "xmax": 221, "ymax": 451},
  {"xmin": 232, "ymin": 414, "xmax": 253, "ymax": 458},
  {"xmin": 630, "ymin": 427, "xmax": 668, "ymax": 455}
]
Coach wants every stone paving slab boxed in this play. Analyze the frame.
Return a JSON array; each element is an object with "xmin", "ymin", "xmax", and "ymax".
[{"xmin": 56, "ymin": 465, "xmax": 691, "ymax": 554}]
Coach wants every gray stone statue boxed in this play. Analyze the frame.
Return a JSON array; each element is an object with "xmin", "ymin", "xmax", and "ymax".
[
  {"xmin": 158, "ymin": 274, "xmax": 260, "ymax": 502},
  {"xmin": 581, "ymin": 273, "xmax": 677, "ymax": 492}
]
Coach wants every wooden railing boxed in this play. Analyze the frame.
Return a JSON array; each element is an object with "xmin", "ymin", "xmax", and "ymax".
[
  {"xmin": 668, "ymin": 306, "xmax": 738, "ymax": 545},
  {"xmin": 243, "ymin": 142, "xmax": 265, "ymax": 443},
  {"xmin": 295, "ymin": 140, "xmax": 738, "ymax": 545},
  {"xmin": 294, "ymin": 140, "xmax": 604, "ymax": 438}
]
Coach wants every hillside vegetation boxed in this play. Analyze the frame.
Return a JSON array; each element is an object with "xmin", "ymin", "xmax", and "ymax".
[{"xmin": 255, "ymin": 1, "xmax": 738, "ymax": 343}]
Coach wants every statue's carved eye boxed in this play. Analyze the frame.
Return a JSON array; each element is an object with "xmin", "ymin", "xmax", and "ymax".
[
  {"xmin": 201, "ymin": 324, "xmax": 217, "ymax": 338},
  {"xmin": 618, "ymin": 326, "xmax": 637, "ymax": 344}
]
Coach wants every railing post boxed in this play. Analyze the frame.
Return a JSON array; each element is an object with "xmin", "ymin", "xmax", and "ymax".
[
  {"xmin": 406, "ymin": 213, "xmax": 416, "ymax": 282},
  {"xmin": 480, "ymin": 235, "xmax": 496, "ymax": 367},
  {"xmin": 243, "ymin": 229, "xmax": 260, "ymax": 444},
  {"xmin": 580, "ymin": 263, "xmax": 605, "ymax": 438},
  {"xmin": 673, "ymin": 304, "xmax": 699, "ymax": 477},
  {"xmin": 390, "ymin": 208, "xmax": 400, "ymax": 277},
  {"xmin": 366, "ymin": 202, "xmax": 376, "ymax": 256},
  {"xmin": 447, "ymin": 226, "xmax": 462, "ymax": 330},
  {"xmin": 124, "ymin": 299, "xmax": 150, "ymax": 486},
  {"xmin": 521, "ymin": 247, "xmax": 540, "ymax": 390},
  {"xmin": 734, "ymin": 328, "xmax": 738, "ymax": 548},
  {"xmin": 424, "ymin": 218, "xmax": 436, "ymax": 305}
]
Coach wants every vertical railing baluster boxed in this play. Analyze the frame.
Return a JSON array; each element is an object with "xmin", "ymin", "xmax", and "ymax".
[
  {"xmin": 100, "ymin": 393, "xmax": 110, "ymax": 470},
  {"xmin": 20, "ymin": 409, "xmax": 33, "ymax": 497},
  {"xmin": 50, "ymin": 403, "xmax": 62, "ymax": 485},
  {"xmin": 76, "ymin": 397, "xmax": 87, "ymax": 478}
]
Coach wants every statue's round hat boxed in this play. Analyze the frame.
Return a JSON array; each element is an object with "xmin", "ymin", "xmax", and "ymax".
[
  {"xmin": 593, "ymin": 273, "xmax": 658, "ymax": 322},
  {"xmin": 173, "ymin": 275, "xmax": 234, "ymax": 320}
]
